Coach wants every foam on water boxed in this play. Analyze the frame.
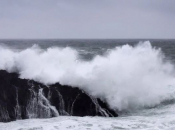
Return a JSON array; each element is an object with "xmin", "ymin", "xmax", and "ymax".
[
  {"xmin": 0, "ymin": 41, "xmax": 175, "ymax": 112},
  {"xmin": 1, "ymin": 103, "xmax": 175, "ymax": 130}
]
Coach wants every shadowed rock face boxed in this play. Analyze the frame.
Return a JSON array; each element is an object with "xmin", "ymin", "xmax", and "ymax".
[{"xmin": 0, "ymin": 70, "xmax": 118, "ymax": 122}]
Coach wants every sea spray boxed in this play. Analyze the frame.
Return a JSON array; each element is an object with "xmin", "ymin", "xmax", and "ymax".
[{"xmin": 0, "ymin": 41, "xmax": 175, "ymax": 111}]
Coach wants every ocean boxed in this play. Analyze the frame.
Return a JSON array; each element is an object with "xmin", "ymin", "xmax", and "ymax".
[{"xmin": 0, "ymin": 39, "xmax": 175, "ymax": 130}]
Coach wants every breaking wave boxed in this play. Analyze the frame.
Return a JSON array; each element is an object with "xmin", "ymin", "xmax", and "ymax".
[{"xmin": 0, "ymin": 41, "xmax": 175, "ymax": 111}]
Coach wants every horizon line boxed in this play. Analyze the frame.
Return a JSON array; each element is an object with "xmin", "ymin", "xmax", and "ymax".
[{"xmin": 0, "ymin": 38, "xmax": 175, "ymax": 40}]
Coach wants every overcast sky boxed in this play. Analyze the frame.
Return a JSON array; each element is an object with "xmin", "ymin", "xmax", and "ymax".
[{"xmin": 0, "ymin": 0, "xmax": 175, "ymax": 39}]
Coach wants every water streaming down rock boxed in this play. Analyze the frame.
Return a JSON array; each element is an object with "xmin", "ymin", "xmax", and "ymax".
[
  {"xmin": 0, "ymin": 70, "xmax": 118, "ymax": 122},
  {"xmin": 55, "ymin": 90, "xmax": 68, "ymax": 115},
  {"xmin": 14, "ymin": 87, "xmax": 21, "ymax": 119},
  {"xmin": 26, "ymin": 88, "xmax": 59, "ymax": 119}
]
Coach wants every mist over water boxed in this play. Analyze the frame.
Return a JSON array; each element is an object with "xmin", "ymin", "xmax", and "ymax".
[{"xmin": 0, "ymin": 41, "xmax": 175, "ymax": 112}]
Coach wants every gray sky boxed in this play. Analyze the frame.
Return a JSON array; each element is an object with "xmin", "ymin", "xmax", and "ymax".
[{"xmin": 0, "ymin": 0, "xmax": 175, "ymax": 39}]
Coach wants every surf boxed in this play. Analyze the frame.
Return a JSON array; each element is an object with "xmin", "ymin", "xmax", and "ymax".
[{"xmin": 0, "ymin": 41, "xmax": 175, "ymax": 112}]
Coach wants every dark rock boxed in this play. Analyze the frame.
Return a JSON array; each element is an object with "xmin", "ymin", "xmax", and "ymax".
[{"xmin": 0, "ymin": 70, "xmax": 118, "ymax": 122}]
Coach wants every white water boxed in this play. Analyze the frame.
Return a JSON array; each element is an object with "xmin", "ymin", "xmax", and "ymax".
[
  {"xmin": 0, "ymin": 41, "xmax": 175, "ymax": 112},
  {"xmin": 1, "ymin": 103, "xmax": 175, "ymax": 130},
  {"xmin": 1, "ymin": 41, "xmax": 175, "ymax": 130}
]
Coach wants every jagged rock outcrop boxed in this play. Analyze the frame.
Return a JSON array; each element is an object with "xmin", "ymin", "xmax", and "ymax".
[{"xmin": 0, "ymin": 70, "xmax": 118, "ymax": 122}]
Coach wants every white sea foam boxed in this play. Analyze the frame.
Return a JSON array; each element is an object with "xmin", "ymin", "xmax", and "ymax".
[
  {"xmin": 1, "ymin": 103, "xmax": 175, "ymax": 130},
  {"xmin": 0, "ymin": 41, "xmax": 175, "ymax": 111}
]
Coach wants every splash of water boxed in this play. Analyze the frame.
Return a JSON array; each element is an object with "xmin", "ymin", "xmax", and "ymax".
[{"xmin": 0, "ymin": 41, "xmax": 175, "ymax": 111}]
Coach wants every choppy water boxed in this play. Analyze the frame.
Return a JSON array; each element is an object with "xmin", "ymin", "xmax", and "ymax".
[
  {"xmin": 0, "ymin": 39, "xmax": 175, "ymax": 130},
  {"xmin": 1, "ymin": 105, "xmax": 175, "ymax": 130},
  {"xmin": 1, "ymin": 39, "xmax": 175, "ymax": 61}
]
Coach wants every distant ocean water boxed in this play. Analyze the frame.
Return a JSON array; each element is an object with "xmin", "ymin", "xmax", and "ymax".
[
  {"xmin": 0, "ymin": 39, "xmax": 175, "ymax": 130},
  {"xmin": 1, "ymin": 39, "xmax": 175, "ymax": 61}
]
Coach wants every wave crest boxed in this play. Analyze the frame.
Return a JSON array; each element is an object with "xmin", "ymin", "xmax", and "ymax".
[{"xmin": 0, "ymin": 41, "xmax": 175, "ymax": 111}]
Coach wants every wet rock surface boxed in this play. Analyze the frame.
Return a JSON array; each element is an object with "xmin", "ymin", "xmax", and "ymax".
[{"xmin": 0, "ymin": 70, "xmax": 117, "ymax": 122}]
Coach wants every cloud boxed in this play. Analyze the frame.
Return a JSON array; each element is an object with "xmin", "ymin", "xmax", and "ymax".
[{"xmin": 0, "ymin": 0, "xmax": 175, "ymax": 39}]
